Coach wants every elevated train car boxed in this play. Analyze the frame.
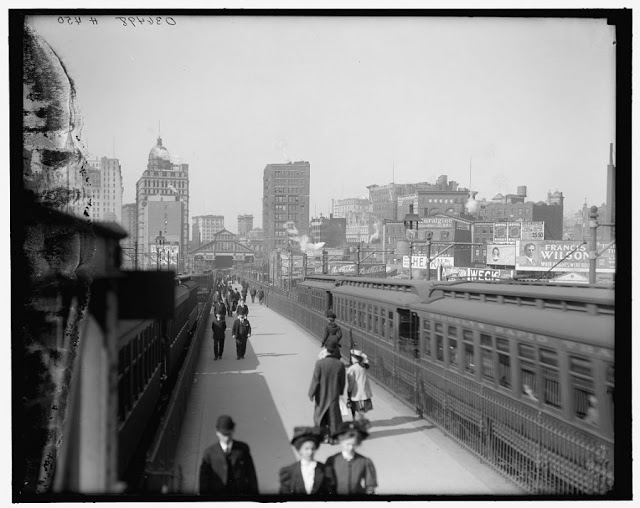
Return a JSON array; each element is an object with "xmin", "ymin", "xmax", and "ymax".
[
  {"xmin": 117, "ymin": 277, "xmax": 200, "ymax": 477},
  {"xmin": 294, "ymin": 274, "xmax": 615, "ymax": 494}
]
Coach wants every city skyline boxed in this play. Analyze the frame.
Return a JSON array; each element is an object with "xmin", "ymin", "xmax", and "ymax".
[{"xmin": 27, "ymin": 14, "xmax": 616, "ymax": 229}]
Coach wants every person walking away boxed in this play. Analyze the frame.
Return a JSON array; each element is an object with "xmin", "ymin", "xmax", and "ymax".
[
  {"xmin": 199, "ymin": 415, "xmax": 259, "ymax": 496},
  {"xmin": 241, "ymin": 286, "xmax": 248, "ymax": 302},
  {"xmin": 325, "ymin": 421, "xmax": 377, "ymax": 495},
  {"xmin": 347, "ymin": 350, "xmax": 373, "ymax": 422},
  {"xmin": 279, "ymin": 427, "xmax": 336, "ymax": 496},
  {"xmin": 308, "ymin": 340, "xmax": 346, "ymax": 443},
  {"xmin": 249, "ymin": 287, "xmax": 257, "ymax": 303},
  {"xmin": 232, "ymin": 288, "xmax": 240, "ymax": 315},
  {"xmin": 322, "ymin": 312, "xmax": 342, "ymax": 348},
  {"xmin": 211, "ymin": 312, "xmax": 227, "ymax": 360},
  {"xmin": 257, "ymin": 288, "xmax": 264, "ymax": 305},
  {"xmin": 236, "ymin": 299, "xmax": 249, "ymax": 318},
  {"xmin": 232, "ymin": 314, "xmax": 252, "ymax": 360},
  {"xmin": 225, "ymin": 289, "xmax": 234, "ymax": 317},
  {"xmin": 214, "ymin": 296, "xmax": 227, "ymax": 323}
]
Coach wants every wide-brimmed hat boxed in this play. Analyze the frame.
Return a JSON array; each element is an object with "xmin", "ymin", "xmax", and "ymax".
[
  {"xmin": 333, "ymin": 420, "xmax": 369, "ymax": 440},
  {"xmin": 290, "ymin": 426, "xmax": 323, "ymax": 449},
  {"xmin": 350, "ymin": 349, "xmax": 369, "ymax": 364},
  {"xmin": 216, "ymin": 415, "xmax": 236, "ymax": 435}
]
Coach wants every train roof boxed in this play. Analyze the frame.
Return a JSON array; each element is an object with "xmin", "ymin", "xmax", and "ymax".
[
  {"xmin": 332, "ymin": 278, "xmax": 434, "ymax": 306},
  {"xmin": 298, "ymin": 279, "xmax": 340, "ymax": 291},
  {"xmin": 429, "ymin": 281, "xmax": 615, "ymax": 307},
  {"xmin": 410, "ymin": 298, "xmax": 614, "ymax": 350}
]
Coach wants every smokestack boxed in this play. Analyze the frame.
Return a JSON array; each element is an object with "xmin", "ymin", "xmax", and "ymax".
[{"xmin": 409, "ymin": 204, "xmax": 414, "ymax": 214}]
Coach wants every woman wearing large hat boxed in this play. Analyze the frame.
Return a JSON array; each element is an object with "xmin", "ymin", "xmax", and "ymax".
[
  {"xmin": 278, "ymin": 427, "xmax": 336, "ymax": 495},
  {"xmin": 347, "ymin": 349, "xmax": 374, "ymax": 421}
]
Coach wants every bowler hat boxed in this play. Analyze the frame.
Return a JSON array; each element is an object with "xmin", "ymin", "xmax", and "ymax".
[
  {"xmin": 290, "ymin": 426, "xmax": 323, "ymax": 449},
  {"xmin": 327, "ymin": 311, "xmax": 337, "ymax": 319},
  {"xmin": 216, "ymin": 415, "xmax": 236, "ymax": 435},
  {"xmin": 325, "ymin": 336, "xmax": 341, "ymax": 354},
  {"xmin": 333, "ymin": 420, "xmax": 369, "ymax": 440}
]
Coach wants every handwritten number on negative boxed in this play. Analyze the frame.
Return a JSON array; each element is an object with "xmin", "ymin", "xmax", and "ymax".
[{"xmin": 58, "ymin": 16, "xmax": 81, "ymax": 25}]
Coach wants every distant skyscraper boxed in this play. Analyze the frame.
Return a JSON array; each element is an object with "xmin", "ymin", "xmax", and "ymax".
[
  {"xmin": 192, "ymin": 215, "xmax": 225, "ymax": 245},
  {"xmin": 238, "ymin": 214, "xmax": 254, "ymax": 236},
  {"xmin": 136, "ymin": 137, "xmax": 189, "ymax": 270},
  {"xmin": 87, "ymin": 156, "xmax": 123, "ymax": 223},
  {"xmin": 263, "ymin": 161, "xmax": 311, "ymax": 253},
  {"xmin": 121, "ymin": 203, "xmax": 137, "ymax": 268}
]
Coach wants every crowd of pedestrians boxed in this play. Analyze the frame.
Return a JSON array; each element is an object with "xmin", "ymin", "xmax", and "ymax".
[{"xmin": 200, "ymin": 275, "xmax": 377, "ymax": 497}]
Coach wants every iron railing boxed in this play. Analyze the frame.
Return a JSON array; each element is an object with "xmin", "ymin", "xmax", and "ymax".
[{"xmin": 242, "ymin": 275, "xmax": 614, "ymax": 495}]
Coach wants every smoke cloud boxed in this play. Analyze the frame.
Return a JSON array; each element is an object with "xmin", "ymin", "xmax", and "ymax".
[
  {"xmin": 275, "ymin": 139, "xmax": 292, "ymax": 163},
  {"xmin": 285, "ymin": 221, "xmax": 325, "ymax": 253},
  {"xmin": 465, "ymin": 193, "xmax": 478, "ymax": 214}
]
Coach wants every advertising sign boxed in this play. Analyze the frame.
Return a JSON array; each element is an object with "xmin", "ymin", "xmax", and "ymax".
[
  {"xmin": 493, "ymin": 223, "xmax": 508, "ymax": 243},
  {"xmin": 402, "ymin": 255, "xmax": 454, "ymax": 269},
  {"xmin": 515, "ymin": 240, "xmax": 616, "ymax": 272},
  {"xmin": 444, "ymin": 267, "xmax": 516, "ymax": 281},
  {"xmin": 486, "ymin": 244, "xmax": 516, "ymax": 266},
  {"xmin": 329, "ymin": 263, "xmax": 386, "ymax": 275},
  {"xmin": 421, "ymin": 217, "xmax": 453, "ymax": 228},
  {"xmin": 521, "ymin": 221, "xmax": 545, "ymax": 240},
  {"xmin": 507, "ymin": 222, "xmax": 522, "ymax": 240},
  {"xmin": 150, "ymin": 244, "xmax": 180, "ymax": 266}
]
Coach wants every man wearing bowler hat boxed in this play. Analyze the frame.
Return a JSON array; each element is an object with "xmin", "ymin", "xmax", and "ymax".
[{"xmin": 199, "ymin": 415, "xmax": 259, "ymax": 496}]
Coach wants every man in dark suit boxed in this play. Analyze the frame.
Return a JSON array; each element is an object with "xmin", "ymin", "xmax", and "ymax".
[{"xmin": 199, "ymin": 415, "xmax": 259, "ymax": 496}]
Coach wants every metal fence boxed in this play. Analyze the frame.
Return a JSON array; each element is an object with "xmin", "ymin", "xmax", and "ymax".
[
  {"xmin": 143, "ymin": 290, "xmax": 213, "ymax": 492},
  {"xmin": 242, "ymin": 275, "xmax": 614, "ymax": 495}
]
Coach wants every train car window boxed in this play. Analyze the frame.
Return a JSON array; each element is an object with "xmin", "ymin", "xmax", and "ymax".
[
  {"xmin": 448, "ymin": 326, "xmax": 458, "ymax": 368},
  {"xmin": 480, "ymin": 333, "xmax": 494, "ymax": 382},
  {"xmin": 398, "ymin": 310, "xmax": 420, "ymax": 359},
  {"xmin": 359, "ymin": 302, "xmax": 365, "ymax": 329},
  {"xmin": 570, "ymin": 356, "xmax": 597, "ymax": 425},
  {"xmin": 367, "ymin": 304, "xmax": 373, "ymax": 332},
  {"xmin": 373, "ymin": 306, "xmax": 379, "ymax": 335},
  {"xmin": 518, "ymin": 343, "xmax": 535, "ymax": 361},
  {"xmin": 496, "ymin": 337, "xmax": 511, "ymax": 389},
  {"xmin": 463, "ymin": 329, "xmax": 474, "ymax": 374},
  {"xmin": 540, "ymin": 348, "xmax": 561, "ymax": 409},
  {"xmin": 435, "ymin": 323, "xmax": 444, "ymax": 362},
  {"xmin": 423, "ymin": 319, "xmax": 432, "ymax": 358},
  {"xmin": 388, "ymin": 311, "xmax": 394, "ymax": 341},
  {"xmin": 380, "ymin": 308, "xmax": 386, "ymax": 339}
]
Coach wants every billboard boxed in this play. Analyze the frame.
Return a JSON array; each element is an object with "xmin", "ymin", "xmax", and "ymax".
[
  {"xmin": 521, "ymin": 221, "xmax": 544, "ymax": 240},
  {"xmin": 486, "ymin": 244, "xmax": 516, "ymax": 266},
  {"xmin": 507, "ymin": 222, "xmax": 522, "ymax": 240},
  {"xmin": 421, "ymin": 217, "xmax": 453, "ymax": 228},
  {"xmin": 403, "ymin": 255, "xmax": 454, "ymax": 269},
  {"xmin": 493, "ymin": 223, "xmax": 508, "ymax": 243},
  {"xmin": 515, "ymin": 240, "xmax": 616, "ymax": 272},
  {"xmin": 444, "ymin": 267, "xmax": 516, "ymax": 281},
  {"xmin": 329, "ymin": 263, "xmax": 386, "ymax": 275},
  {"xmin": 149, "ymin": 244, "xmax": 180, "ymax": 266}
]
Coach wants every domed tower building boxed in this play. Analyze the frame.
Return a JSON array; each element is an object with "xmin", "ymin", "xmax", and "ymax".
[{"xmin": 136, "ymin": 137, "xmax": 189, "ymax": 270}]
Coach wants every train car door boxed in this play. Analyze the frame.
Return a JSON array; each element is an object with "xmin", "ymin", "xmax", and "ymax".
[
  {"xmin": 326, "ymin": 291, "xmax": 333, "ymax": 316},
  {"xmin": 397, "ymin": 309, "xmax": 420, "ymax": 358}
]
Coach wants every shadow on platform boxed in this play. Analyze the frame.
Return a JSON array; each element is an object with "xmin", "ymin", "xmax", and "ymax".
[
  {"xmin": 178, "ymin": 338, "xmax": 297, "ymax": 494},
  {"xmin": 369, "ymin": 415, "xmax": 425, "ymax": 427}
]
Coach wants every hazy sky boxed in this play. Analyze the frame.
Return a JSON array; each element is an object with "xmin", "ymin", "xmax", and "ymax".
[{"xmin": 28, "ymin": 14, "xmax": 616, "ymax": 232}]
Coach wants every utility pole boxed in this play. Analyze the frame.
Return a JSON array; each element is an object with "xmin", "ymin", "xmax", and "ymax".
[
  {"xmin": 426, "ymin": 232, "xmax": 433, "ymax": 281},
  {"xmin": 356, "ymin": 244, "xmax": 361, "ymax": 276},
  {"xmin": 588, "ymin": 205, "xmax": 598, "ymax": 284}
]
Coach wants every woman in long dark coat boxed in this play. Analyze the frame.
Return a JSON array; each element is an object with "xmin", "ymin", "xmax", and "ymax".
[{"xmin": 308, "ymin": 340, "xmax": 346, "ymax": 442}]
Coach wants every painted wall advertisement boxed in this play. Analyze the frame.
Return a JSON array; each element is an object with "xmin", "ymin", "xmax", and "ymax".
[
  {"xmin": 486, "ymin": 244, "xmax": 516, "ymax": 266},
  {"xmin": 444, "ymin": 267, "xmax": 516, "ymax": 281},
  {"xmin": 150, "ymin": 244, "xmax": 180, "ymax": 266},
  {"xmin": 402, "ymin": 255, "xmax": 455, "ymax": 269},
  {"xmin": 421, "ymin": 217, "xmax": 453, "ymax": 228},
  {"xmin": 515, "ymin": 240, "xmax": 616, "ymax": 272},
  {"xmin": 329, "ymin": 263, "xmax": 386, "ymax": 275},
  {"xmin": 493, "ymin": 223, "xmax": 508, "ymax": 243},
  {"xmin": 521, "ymin": 221, "xmax": 545, "ymax": 240},
  {"xmin": 493, "ymin": 221, "xmax": 524, "ymax": 242}
]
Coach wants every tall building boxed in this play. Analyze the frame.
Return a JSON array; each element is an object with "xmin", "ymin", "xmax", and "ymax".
[
  {"xmin": 605, "ymin": 143, "xmax": 615, "ymax": 241},
  {"xmin": 367, "ymin": 181, "xmax": 433, "ymax": 222},
  {"xmin": 332, "ymin": 198, "xmax": 373, "ymax": 244},
  {"xmin": 310, "ymin": 215, "xmax": 347, "ymax": 248},
  {"xmin": 416, "ymin": 175, "xmax": 470, "ymax": 217},
  {"xmin": 263, "ymin": 161, "xmax": 311, "ymax": 253},
  {"xmin": 120, "ymin": 203, "xmax": 137, "ymax": 268},
  {"xmin": 87, "ymin": 156, "xmax": 123, "ymax": 223},
  {"xmin": 136, "ymin": 137, "xmax": 189, "ymax": 270},
  {"xmin": 238, "ymin": 214, "xmax": 254, "ymax": 236},
  {"xmin": 193, "ymin": 215, "xmax": 225, "ymax": 245}
]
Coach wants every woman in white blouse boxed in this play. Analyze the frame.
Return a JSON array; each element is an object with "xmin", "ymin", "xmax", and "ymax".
[{"xmin": 279, "ymin": 427, "xmax": 336, "ymax": 495}]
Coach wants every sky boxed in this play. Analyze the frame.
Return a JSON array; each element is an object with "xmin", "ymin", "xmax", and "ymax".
[{"xmin": 27, "ymin": 13, "xmax": 616, "ymax": 233}]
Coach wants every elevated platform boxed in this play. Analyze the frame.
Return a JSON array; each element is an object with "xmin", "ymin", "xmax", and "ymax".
[{"xmin": 174, "ymin": 300, "xmax": 522, "ymax": 496}]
